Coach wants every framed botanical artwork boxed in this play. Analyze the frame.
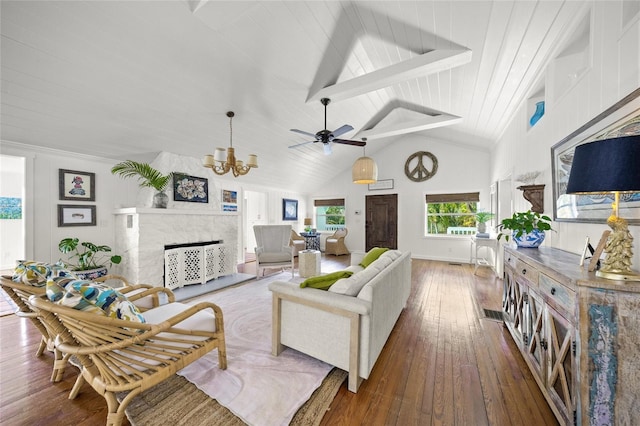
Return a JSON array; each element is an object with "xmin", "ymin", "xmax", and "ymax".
[
  {"xmin": 59, "ymin": 169, "xmax": 95, "ymax": 201},
  {"xmin": 282, "ymin": 198, "xmax": 298, "ymax": 221},
  {"xmin": 551, "ymin": 88, "xmax": 640, "ymax": 224},
  {"xmin": 58, "ymin": 205, "xmax": 96, "ymax": 227},
  {"xmin": 173, "ymin": 173, "xmax": 208, "ymax": 203}
]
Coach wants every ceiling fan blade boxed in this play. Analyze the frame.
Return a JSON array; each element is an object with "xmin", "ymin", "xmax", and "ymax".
[
  {"xmin": 288, "ymin": 140, "xmax": 315, "ymax": 149},
  {"xmin": 323, "ymin": 143, "xmax": 332, "ymax": 155},
  {"xmin": 333, "ymin": 138, "xmax": 366, "ymax": 147},
  {"xmin": 290, "ymin": 128, "xmax": 319, "ymax": 139},
  {"xmin": 330, "ymin": 124, "xmax": 354, "ymax": 138}
]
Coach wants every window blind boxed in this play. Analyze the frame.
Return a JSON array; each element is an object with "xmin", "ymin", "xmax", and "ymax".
[{"xmin": 425, "ymin": 192, "xmax": 480, "ymax": 203}]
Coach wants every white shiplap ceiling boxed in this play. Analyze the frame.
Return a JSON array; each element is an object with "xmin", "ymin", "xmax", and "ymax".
[{"xmin": 1, "ymin": 0, "xmax": 587, "ymax": 193}]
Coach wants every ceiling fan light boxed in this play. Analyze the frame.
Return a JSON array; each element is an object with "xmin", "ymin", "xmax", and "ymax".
[{"xmin": 352, "ymin": 156, "xmax": 378, "ymax": 184}]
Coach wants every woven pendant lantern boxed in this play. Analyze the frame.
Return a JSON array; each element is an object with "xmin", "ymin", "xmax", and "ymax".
[{"xmin": 352, "ymin": 155, "xmax": 378, "ymax": 184}]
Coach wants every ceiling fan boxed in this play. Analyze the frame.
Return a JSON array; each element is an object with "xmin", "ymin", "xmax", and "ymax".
[{"xmin": 289, "ymin": 98, "xmax": 366, "ymax": 155}]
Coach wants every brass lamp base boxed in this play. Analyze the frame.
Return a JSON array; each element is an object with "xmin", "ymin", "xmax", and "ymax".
[{"xmin": 596, "ymin": 270, "xmax": 640, "ymax": 282}]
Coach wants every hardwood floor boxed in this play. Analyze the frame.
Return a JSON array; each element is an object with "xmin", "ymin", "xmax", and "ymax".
[{"xmin": 0, "ymin": 256, "xmax": 558, "ymax": 425}]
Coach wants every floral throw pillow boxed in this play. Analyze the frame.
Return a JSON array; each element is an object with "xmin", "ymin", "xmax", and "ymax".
[
  {"xmin": 47, "ymin": 277, "xmax": 146, "ymax": 323},
  {"xmin": 13, "ymin": 260, "xmax": 75, "ymax": 286}
]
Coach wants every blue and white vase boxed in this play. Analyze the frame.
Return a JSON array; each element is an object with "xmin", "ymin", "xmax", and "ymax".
[
  {"xmin": 529, "ymin": 101, "xmax": 545, "ymax": 127},
  {"xmin": 513, "ymin": 230, "xmax": 546, "ymax": 248}
]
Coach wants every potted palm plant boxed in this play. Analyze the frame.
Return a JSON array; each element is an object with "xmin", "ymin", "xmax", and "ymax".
[
  {"xmin": 111, "ymin": 160, "xmax": 173, "ymax": 208},
  {"xmin": 497, "ymin": 211, "xmax": 553, "ymax": 248},
  {"xmin": 58, "ymin": 237, "xmax": 122, "ymax": 280},
  {"xmin": 475, "ymin": 211, "xmax": 495, "ymax": 234}
]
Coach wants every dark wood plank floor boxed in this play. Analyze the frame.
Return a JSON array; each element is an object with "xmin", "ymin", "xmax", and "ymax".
[{"xmin": 0, "ymin": 256, "xmax": 558, "ymax": 425}]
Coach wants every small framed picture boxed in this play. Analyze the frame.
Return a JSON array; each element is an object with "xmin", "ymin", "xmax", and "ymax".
[
  {"xmin": 59, "ymin": 169, "xmax": 95, "ymax": 201},
  {"xmin": 173, "ymin": 173, "xmax": 208, "ymax": 203},
  {"xmin": 58, "ymin": 205, "xmax": 96, "ymax": 227},
  {"xmin": 282, "ymin": 198, "xmax": 298, "ymax": 221},
  {"xmin": 222, "ymin": 204, "xmax": 238, "ymax": 212},
  {"xmin": 368, "ymin": 179, "xmax": 394, "ymax": 191},
  {"xmin": 222, "ymin": 189, "xmax": 238, "ymax": 204}
]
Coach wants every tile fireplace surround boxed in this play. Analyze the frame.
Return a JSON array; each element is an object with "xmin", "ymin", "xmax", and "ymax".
[{"xmin": 113, "ymin": 208, "xmax": 239, "ymax": 287}]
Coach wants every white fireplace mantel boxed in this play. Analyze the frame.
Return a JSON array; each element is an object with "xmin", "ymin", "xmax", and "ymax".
[
  {"xmin": 114, "ymin": 207, "xmax": 238, "ymax": 217},
  {"xmin": 113, "ymin": 208, "xmax": 239, "ymax": 287}
]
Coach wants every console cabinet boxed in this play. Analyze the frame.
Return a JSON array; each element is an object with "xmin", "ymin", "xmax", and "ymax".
[{"xmin": 502, "ymin": 246, "xmax": 640, "ymax": 425}]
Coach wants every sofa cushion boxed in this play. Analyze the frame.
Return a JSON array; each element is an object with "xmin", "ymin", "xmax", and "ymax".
[
  {"xmin": 359, "ymin": 247, "xmax": 389, "ymax": 268},
  {"xmin": 300, "ymin": 270, "xmax": 353, "ymax": 290},
  {"xmin": 330, "ymin": 255, "xmax": 393, "ymax": 296},
  {"xmin": 380, "ymin": 250, "xmax": 401, "ymax": 262},
  {"xmin": 345, "ymin": 264, "xmax": 364, "ymax": 274},
  {"xmin": 46, "ymin": 277, "xmax": 146, "ymax": 323}
]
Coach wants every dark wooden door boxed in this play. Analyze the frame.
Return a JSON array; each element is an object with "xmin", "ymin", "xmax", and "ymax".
[{"xmin": 365, "ymin": 194, "xmax": 398, "ymax": 251}]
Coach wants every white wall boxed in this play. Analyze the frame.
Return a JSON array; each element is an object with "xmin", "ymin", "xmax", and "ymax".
[
  {"xmin": 0, "ymin": 142, "xmax": 309, "ymax": 270},
  {"xmin": 492, "ymin": 2, "xmax": 640, "ymax": 267},
  {"xmin": 0, "ymin": 155, "xmax": 26, "ymax": 268},
  {"xmin": 311, "ymin": 133, "xmax": 492, "ymax": 263},
  {"xmin": 1, "ymin": 142, "xmax": 137, "ymax": 266}
]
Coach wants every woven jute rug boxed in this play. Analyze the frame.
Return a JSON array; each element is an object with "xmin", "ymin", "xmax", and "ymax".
[{"xmin": 124, "ymin": 367, "xmax": 347, "ymax": 426}]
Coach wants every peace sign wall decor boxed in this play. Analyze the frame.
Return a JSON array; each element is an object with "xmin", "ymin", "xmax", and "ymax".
[{"xmin": 404, "ymin": 151, "xmax": 438, "ymax": 182}]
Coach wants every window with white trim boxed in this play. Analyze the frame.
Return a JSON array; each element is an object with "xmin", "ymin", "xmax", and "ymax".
[
  {"xmin": 314, "ymin": 198, "xmax": 345, "ymax": 232},
  {"xmin": 425, "ymin": 192, "xmax": 479, "ymax": 236}
]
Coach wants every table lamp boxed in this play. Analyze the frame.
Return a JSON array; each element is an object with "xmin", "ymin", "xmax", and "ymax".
[
  {"xmin": 566, "ymin": 134, "xmax": 640, "ymax": 281},
  {"xmin": 304, "ymin": 218, "xmax": 312, "ymax": 232}
]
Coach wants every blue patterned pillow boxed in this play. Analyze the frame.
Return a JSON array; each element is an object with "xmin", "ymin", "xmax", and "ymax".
[
  {"xmin": 13, "ymin": 260, "xmax": 75, "ymax": 286},
  {"xmin": 47, "ymin": 277, "xmax": 145, "ymax": 323}
]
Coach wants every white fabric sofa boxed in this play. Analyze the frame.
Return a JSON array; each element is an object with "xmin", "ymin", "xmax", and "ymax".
[{"xmin": 268, "ymin": 249, "xmax": 411, "ymax": 392}]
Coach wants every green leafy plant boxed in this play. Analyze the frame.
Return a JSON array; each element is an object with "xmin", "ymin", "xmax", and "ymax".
[
  {"xmin": 497, "ymin": 211, "xmax": 552, "ymax": 241},
  {"xmin": 475, "ymin": 211, "xmax": 495, "ymax": 224},
  {"xmin": 111, "ymin": 160, "xmax": 173, "ymax": 192},
  {"xmin": 58, "ymin": 237, "xmax": 122, "ymax": 271}
]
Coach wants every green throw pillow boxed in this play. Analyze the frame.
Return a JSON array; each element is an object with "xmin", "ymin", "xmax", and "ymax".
[
  {"xmin": 300, "ymin": 270, "xmax": 353, "ymax": 290},
  {"xmin": 359, "ymin": 247, "xmax": 389, "ymax": 268}
]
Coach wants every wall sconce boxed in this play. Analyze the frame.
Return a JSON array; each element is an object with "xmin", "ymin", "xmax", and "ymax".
[{"xmin": 566, "ymin": 135, "xmax": 640, "ymax": 281}]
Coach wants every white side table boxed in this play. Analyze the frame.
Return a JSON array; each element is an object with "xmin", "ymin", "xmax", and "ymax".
[
  {"xmin": 298, "ymin": 250, "xmax": 321, "ymax": 278},
  {"xmin": 470, "ymin": 236, "xmax": 498, "ymax": 276}
]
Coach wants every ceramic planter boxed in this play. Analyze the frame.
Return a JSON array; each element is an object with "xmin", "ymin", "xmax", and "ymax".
[
  {"xmin": 73, "ymin": 266, "xmax": 108, "ymax": 281},
  {"xmin": 513, "ymin": 229, "xmax": 546, "ymax": 248}
]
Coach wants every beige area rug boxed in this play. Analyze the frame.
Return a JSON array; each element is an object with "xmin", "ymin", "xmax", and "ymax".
[
  {"xmin": 125, "ymin": 368, "xmax": 347, "ymax": 426},
  {"xmin": 124, "ymin": 272, "xmax": 346, "ymax": 426}
]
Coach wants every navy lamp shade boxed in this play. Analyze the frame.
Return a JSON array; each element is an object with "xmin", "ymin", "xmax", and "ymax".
[{"xmin": 566, "ymin": 135, "xmax": 640, "ymax": 196}]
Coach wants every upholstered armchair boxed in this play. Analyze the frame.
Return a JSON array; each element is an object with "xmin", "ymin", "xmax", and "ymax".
[
  {"xmin": 290, "ymin": 230, "xmax": 306, "ymax": 257},
  {"xmin": 325, "ymin": 228, "xmax": 349, "ymax": 255},
  {"xmin": 253, "ymin": 224, "xmax": 294, "ymax": 278}
]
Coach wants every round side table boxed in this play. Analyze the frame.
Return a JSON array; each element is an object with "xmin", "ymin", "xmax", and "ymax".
[{"xmin": 298, "ymin": 250, "xmax": 321, "ymax": 278}]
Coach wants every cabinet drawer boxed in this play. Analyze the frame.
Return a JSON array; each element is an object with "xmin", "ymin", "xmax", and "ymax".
[
  {"xmin": 504, "ymin": 252, "xmax": 517, "ymax": 270},
  {"xmin": 515, "ymin": 259, "xmax": 538, "ymax": 285},
  {"xmin": 539, "ymin": 273, "xmax": 575, "ymax": 315}
]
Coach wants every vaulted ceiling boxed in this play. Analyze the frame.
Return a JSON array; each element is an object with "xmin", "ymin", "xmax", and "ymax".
[{"xmin": 1, "ymin": 1, "xmax": 587, "ymax": 193}]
